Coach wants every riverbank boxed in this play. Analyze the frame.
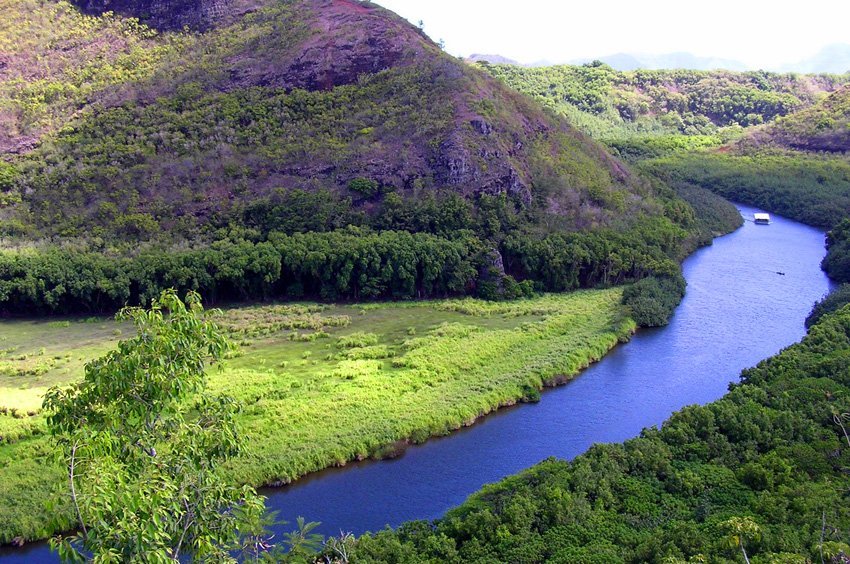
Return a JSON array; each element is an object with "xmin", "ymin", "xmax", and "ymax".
[{"xmin": 0, "ymin": 289, "xmax": 635, "ymax": 545}]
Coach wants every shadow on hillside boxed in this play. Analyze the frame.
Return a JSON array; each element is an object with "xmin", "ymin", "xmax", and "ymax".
[{"xmin": 70, "ymin": 0, "xmax": 262, "ymax": 31}]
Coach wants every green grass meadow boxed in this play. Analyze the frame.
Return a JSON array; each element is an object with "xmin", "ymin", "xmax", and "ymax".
[{"xmin": 0, "ymin": 290, "xmax": 634, "ymax": 543}]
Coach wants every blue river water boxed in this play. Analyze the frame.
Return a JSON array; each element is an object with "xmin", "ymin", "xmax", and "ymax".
[{"xmin": 0, "ymin": 204, "xmax": 833, "ymax": 562}]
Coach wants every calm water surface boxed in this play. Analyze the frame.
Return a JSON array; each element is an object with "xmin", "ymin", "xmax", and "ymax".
[{"xmin": 1, "ymin": 205, "xmax": 833, "ymax": 562}]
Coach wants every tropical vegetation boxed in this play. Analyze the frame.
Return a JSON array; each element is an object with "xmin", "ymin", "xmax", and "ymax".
[{"xmin": 4, "ymin": 0, "xmax": 850, "ymax": 559}]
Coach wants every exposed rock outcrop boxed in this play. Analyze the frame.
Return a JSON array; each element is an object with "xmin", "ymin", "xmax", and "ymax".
[{"xmin": 227, "ymin": 0, "xmax": 429, "ymax": 91}]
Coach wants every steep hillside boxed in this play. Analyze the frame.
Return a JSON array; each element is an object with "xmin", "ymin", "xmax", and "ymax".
[
  {"xmin": 1, "ymin": 0, "xmax": 660, "ymax": 242},
  {"xmin": 0, "ymin": 0, "xmax": 188, "ymax": 155}
]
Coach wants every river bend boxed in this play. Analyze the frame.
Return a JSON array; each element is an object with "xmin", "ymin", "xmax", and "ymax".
[{"xmin": 0, "ymin": 204, "xmax": 833, "ymax": 562}]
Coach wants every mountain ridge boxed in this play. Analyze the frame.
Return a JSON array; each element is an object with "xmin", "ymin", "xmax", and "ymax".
[{"xmin": 569, "ymin": 51, "xmax": 748, "ymax": 72}]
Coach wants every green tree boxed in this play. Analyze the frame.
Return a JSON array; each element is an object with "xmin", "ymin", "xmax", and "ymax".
[
  {"xmin": 43, "ymin": 290, "xmax": 266, "ymax": 562},
  {"xmin": 720, "ymin": 517, "xmax": 761, "ymax": 564}
]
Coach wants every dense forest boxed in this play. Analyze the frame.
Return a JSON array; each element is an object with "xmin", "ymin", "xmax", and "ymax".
[{"xmin": 0, "ymin": 215, "xmax": 693, "ymax": 316}]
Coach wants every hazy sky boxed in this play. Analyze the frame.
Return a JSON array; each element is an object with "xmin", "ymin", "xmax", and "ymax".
[{"xmin": 374, "ymin": 0, "xmax": 849, "ymax": 69}]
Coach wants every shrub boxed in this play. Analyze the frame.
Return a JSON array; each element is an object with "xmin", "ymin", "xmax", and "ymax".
[
  {"xmin": 0, "ymin": 162, "xmax": 18, "ymax": 192},
  {"xmin": 348, "ymin": 177, "xmax": 380, "ymax": 197},
  {"xmin": 622, "ymin": 274, "xmax": 686, "ymax": 327},
  {"xmin": 337, "ymin": 332, "xmax": 380, "ymax": 348},
  {"xmin": 805, "ymin": 284, "xmax": 850, "ymax": 327}
]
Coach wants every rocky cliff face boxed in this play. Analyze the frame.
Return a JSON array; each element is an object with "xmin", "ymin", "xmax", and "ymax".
[
  {"xmin": 73, "ymin": 0, "xmax": 260, "ymax": 30},
  {"xmin": 226, "ymin": 0, "xmax": 429, "ymax": 92}
]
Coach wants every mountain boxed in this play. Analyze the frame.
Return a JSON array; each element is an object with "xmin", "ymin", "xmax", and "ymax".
[
  {"xmin": 570, "ymin": 52, "xmax": 748, "ymax": 72},
  {"xmin": 782, "ymin": 43, "xmax": 850, "ymax": 74},
  {"xmin": 580, "ymin": 53, "xmax": 644, "ymax": 71},
  {"xmin": 0, "ymin": 0, "xmax": 661, "ymax": 241},
  {"xmin": 567, "ymin": 47, "xmax": 850, "ymax": 74}
]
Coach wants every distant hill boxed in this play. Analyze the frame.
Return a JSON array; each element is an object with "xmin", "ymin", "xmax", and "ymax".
[
  {"xmin": 782, "ymin": 44, "xmax": 850, "ymax": 74},
  {"xmin": 578, "ymin": 53, "xmax": 643, "ymax": 71},
  {"xmin": 566, "ymin": 48, "xmax": 850, "ymax": 74},
  {"xmin": 480, "ymin": 63, "xmax": 849, "ymax": 140}
]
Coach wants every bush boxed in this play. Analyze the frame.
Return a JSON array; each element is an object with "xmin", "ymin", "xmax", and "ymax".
[
  {"xmin": 337, "ymin": 332, "xmax": 380, "ymax": 348},
  {"xmin": 502, "ymin": 276, "xmax": 536, "ymax": 300},
  {"xmin": 805, "ymin": 284, "xmax": 850, "ymax": 327},
  {"xmin": 348, "ymin": 177, "xmax": 380, "ymax": 197},
  {"xmin": 823, "ymin": 219, "xmax": 850, "ymax": 284},
  {"xmin": 0, "ymin": 162, "xmax": 18, "ymax": 192},
  {"xmin": 622, "ymin": 274, "xmax": 686, "ymax": 327}
]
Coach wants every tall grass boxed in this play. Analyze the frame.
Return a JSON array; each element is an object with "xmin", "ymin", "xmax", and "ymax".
[{"xmin": 0, "ymin": 290, "xmax": 633, "ymax": 543}]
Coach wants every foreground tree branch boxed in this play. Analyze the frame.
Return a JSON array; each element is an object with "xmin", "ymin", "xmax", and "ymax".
[{"xmin": 43, "ymin": 290, "xmax": 267, "ymax": 561}]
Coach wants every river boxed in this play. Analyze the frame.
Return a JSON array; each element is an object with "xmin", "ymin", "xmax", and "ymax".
[{"xmin": 0, "ymin": 204, "xmax": 833, "ymax": 562}]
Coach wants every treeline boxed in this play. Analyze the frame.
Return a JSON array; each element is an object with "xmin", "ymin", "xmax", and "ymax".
[
  {"xmin": 806, "ymin": 284, "xmax": 850, "ymax": 327},
  {"xmin": 670, "ymin": 182, "xmax": 744, "ymax": 237},
  {"xmin": 0, "ymin": 231, "xmax": 475, "ymax": 315},
  {"xmin": 337, "ymin": 301, "xmax": 850, "ymax": 563},
  {"xmin": 501, "ymin": 219, "xmax": 683, "ymax": 291},
  {"xmin": 818, "ymin": 220, "xmax": 850, "ymax": 330},
  {"xmin": 0, "ymin": 222, "xmax": 685, "ymax": 315}
]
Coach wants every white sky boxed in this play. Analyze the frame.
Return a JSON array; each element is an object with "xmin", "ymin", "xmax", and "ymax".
[{"xmin": 375, "ymin": 0, "xmax": 850, "ymax": 69}]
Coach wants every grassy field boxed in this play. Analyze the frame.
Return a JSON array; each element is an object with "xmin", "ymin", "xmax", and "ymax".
[{"xmin": 0, "ymin": 290, "xmax": 635, "ymax": 543}]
